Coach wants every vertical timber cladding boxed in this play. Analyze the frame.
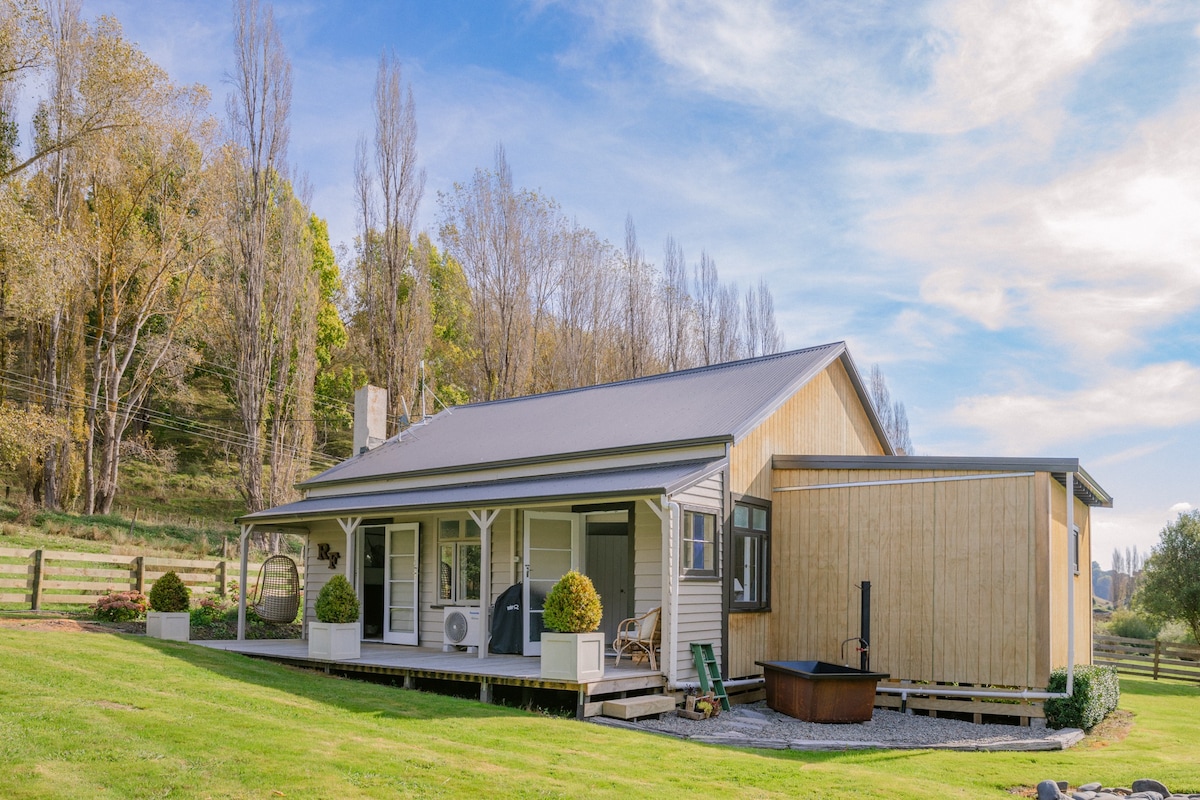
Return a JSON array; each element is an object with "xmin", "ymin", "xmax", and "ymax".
[
  {"xmin": 1047, "ymin": 476, "xmax": 1094, "ymax": 676},
  {"xmin": 770, "ymin": 468, "xmax": 1042, "ymax": 689},
  {"xmin": 727, "ymin": 359, "xmax": 888, "ymax": 679}
]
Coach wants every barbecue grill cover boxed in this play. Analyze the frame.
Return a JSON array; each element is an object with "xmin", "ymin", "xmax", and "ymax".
[{"xmin": 490, "ymin": 582, "xmax": 523, "ymax": 654}]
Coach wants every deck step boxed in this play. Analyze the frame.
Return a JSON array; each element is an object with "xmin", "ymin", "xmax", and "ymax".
[{"xmin": 601, "ymin": 695, "xmax": 677, "ymax": 720}]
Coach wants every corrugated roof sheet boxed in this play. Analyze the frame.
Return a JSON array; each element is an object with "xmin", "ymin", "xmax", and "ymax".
[
  {"xmin": 241, "ymin": 459, "xmax": 725, "ymax": 524},
  {"xmin": 304, "ymin": 342, "xmax": 883, "ymax": 488}
]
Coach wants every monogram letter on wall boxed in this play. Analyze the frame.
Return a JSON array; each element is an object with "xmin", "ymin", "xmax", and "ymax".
[{"xmin": 317, "ymin": 542, "xmax": 341, "ymax": 569}]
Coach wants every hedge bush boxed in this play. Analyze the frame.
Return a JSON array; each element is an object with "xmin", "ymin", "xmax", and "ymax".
[
  {"xmin": 1106, "ymin": 609, "xmax": 1161, "ymax": 640},
  {"xmin": 315, "ymin": 574, "xmax": 360, "ymax": 624},
  {"xmin": 148, "ymin": 571, "xmax": 190, "ymax": 612},
  {"xmin": 542, "ymin": 570, "xmax": 602, "ymax": 633},
  {"xmin": 1043, "ymin": 664, "xmax": 1120, "ymax": 730}
]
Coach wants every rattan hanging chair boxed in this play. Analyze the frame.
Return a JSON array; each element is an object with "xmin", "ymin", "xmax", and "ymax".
[{"xmin": 251, "ymin": 555, "xmax": 301, "ymax": 624}]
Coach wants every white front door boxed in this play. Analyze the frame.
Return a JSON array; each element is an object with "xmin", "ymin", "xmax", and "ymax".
[
  {"xmin": 384, "ymin": 523, "xmax": 420, "ymax": 645},
  {"xmin": 523, "ymin": 512, "xmax": 581, "ymax": 655}
]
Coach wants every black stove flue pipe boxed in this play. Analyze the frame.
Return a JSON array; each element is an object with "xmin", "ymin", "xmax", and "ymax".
[{"xmin": 859, "ymin": 580, "xmax": 871, "ymax": 672}]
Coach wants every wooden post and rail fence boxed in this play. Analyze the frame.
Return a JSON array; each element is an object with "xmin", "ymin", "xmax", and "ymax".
[
  {"xmin": 1093, "ymin": 633, "xmax": 1200, "ymax": 683},
  {"xmin": 0, "ymin": 546, "xmax": 302, "ymax": 609}
]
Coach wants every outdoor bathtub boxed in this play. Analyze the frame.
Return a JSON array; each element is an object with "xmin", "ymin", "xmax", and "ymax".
[{"xmin": 755, "ymin": 660, "xmax": 889, "ymax": 723}]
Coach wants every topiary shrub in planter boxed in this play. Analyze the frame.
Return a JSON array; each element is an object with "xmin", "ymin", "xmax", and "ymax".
[
  {"xmin": 310, "ymin": 574, "xmax": 361, "ymax": 660},
  {"xmin": 315, "ymin": 574, "xmax": 360, "ymax": 623},
  {"xmin": 540, "ymin": 571, "xmax": 605, "ymax": 681},
  {"xmin": 542, "ymin": 570, "xmax": 602, "ymax": 633},
  {"xmin": 147, "ymin": 571, "xmax": 191, "ymax": 641},
  {"xmin": 1044, "ymin": 664, "xmax": 1120, "ymax": 730},
  {"xmin": 149, "ymin": 571, "xmax": 191, "ymax": 612}
]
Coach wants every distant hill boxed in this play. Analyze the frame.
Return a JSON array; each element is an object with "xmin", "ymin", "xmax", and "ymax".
[{"xmin": 1092, "ymin": 562, "xmax": 1112, "ymax": 602}]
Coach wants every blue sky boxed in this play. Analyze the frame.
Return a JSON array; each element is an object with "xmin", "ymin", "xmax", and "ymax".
[{"xmin": 83, "ymin": 0, "xmax": 1200, "ymax": 568}]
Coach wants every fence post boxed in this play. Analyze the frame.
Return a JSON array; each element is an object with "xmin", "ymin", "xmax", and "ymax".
[
  {"xmin": 30, "ymin": 549, "xmax": 45, "ymax": 611},
  {"xmin": 1153, "ymin": 639, "xmax": 1161, "ymax": 681},
  {"xmin": 218, "ymin": 561, "xmax": 227, "ymax": 597},
  {"xmin": 135, "ymin": 556, "xmax": 145, "ymax": 593}
]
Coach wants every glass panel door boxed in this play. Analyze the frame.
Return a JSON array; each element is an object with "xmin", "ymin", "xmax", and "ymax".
[
  {"xmin": 522, "ymin": 512, "xmax": 580, "ymax": 656},
  {"xmin": 384, "ymin": 523, "xmax": 420, "ymax": 645}
]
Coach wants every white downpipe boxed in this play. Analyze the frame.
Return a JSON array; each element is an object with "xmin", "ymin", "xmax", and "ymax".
[
  {"xmin": 668, "ymin": 501, "xmax": 681, "ymax": 688},
  {"xmin": 678, "ymin": 678, "xmax": 763, "ymax": 692},
  {"xmin": 651, "ymin": 496, "xmax": 679, "ymax": 689},
  {"xmin": 878, "ymin": 472, "xmax": 1079, "ymax": 704},
  {"xmin": 1066, "ymin": 472, "xmax": 1076, "ymax": 697},
  {"xmin": 878, "ymin": 684, "xmax": 1069, "ymax": 702}
]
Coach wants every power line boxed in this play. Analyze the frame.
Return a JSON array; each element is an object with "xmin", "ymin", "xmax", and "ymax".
[{"xmin": 0, "ymin": 370, "xmax": 343, "ymax": 469}]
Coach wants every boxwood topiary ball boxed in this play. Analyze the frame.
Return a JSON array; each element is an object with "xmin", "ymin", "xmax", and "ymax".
[
  {"xmin": 541, "ymin": 570, "xmax": 602, "ymax": 633},
  {"xmin": 315, "ymin": 574, "xmax": 360, "ymax": 624},
  {"xmin": 148, "ymin": 571, "xmax": 191, "ymax": 613}
]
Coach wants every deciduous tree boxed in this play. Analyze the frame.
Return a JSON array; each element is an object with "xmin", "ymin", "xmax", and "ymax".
[
  {"xmin": 1136, "ymin": 510, "xmax": 1200, "ymax": 644},
  {"xmin": 225, "ymin": 0, "xmax": 291, "ymax": 512}
]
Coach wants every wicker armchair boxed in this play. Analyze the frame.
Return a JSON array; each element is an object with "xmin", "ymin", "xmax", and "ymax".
[{"xmin": 613, "ymin": 606, "xmax": 661, "ymax": 670}]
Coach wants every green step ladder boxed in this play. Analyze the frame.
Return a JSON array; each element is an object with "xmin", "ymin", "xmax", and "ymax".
[{"xmin": 690, "ymin": 642, "xmax": 730, "ymax": 711}]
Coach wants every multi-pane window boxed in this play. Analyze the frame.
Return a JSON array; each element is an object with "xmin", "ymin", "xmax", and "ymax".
[
  {"xmin": 681, "ymin": 509, "xmax": 717, "ymax": 577},
  {"xmin": 438, "ymin": 518, "xmax": 481, "ymax": 604},
  {"xmin": 731, "ymin": 498, "xmax": 769, "ymax": 610}
]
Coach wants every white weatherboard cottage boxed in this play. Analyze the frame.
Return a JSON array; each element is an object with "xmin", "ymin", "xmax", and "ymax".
[{"xmin": 235, "ymin": 342, "xmax": 1110, "ymax": 699}]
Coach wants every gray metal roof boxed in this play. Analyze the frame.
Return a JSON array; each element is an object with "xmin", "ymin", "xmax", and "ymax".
[
  {"xmin": 241, "ymin": 459, "xmax": 725, "ymax": 525},
  {"xmin": 772, "ymin": 455, "xmax": 1113, "ymax": 508},
  {"xmin": 303, "ymin": 342, "xmax": 891, "ymax": 488}
]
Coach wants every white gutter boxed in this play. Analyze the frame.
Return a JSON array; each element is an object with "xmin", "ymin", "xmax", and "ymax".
[{"xmin": 875, "ymin": 471, "xmax": 1078, "ymax": 704}]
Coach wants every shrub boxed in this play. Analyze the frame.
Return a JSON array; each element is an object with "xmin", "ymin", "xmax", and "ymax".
[
  {"xmin": 315, "ymin": 574, "xmax": 359, "ymax": 624},
  {"xmin": 1158, "ymin": 620, "xmax": 1199, "ymax": 646},
  {"xmin": 1043, "ymin": 664, "xmax": 1120, "ymax": 730},
  {"xmin": 541, "ymin": 570, "xmax": 602, "ymax": 633},
  {"xmin": 93, "ymin": 590, "xmax": 149, "ymax": 622},
  {"xmin": 190, "ymin": 594, "xmax": 230, "ymax": 625},
  {"xmin": 1106, "ymin": 609, "xmax": 1161, "ymax": 640},
  {"xmin": 148, "ymin": 571, "xmax": 191, "ymax": 612}
]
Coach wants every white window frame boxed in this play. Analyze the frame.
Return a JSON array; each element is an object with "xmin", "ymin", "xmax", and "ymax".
[
  {"xmin": 438, "ymin": 518, "xmax": 482, "ymax": 606},
  {"xmin": 681, "ymin": 507, "xmax": 718, "ymax": 578}
]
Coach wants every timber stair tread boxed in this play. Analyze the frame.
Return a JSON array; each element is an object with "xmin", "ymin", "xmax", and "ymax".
[{"xmin": 601, "ymin": 695, "xmax": 677, "ymax": 720}]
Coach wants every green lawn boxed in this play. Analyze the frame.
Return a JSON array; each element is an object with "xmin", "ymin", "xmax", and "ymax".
[{"xmin": 2, "ymin": 628, "xmax": 1198, "ymax": 799}]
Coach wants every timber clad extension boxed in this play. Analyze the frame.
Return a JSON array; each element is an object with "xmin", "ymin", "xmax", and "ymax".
[{"xmin": 240, "ymin": 341, "xmax": 1111, "ymax": 696}]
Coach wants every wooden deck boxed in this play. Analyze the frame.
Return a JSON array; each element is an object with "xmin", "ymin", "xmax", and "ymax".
[{"xmin": 197, "ymin": 639, "xmax": 666, "ymax": 716}]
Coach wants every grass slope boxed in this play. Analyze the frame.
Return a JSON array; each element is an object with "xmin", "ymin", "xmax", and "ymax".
[{"xmin": 2, "ymin": 628, "xmax": 1198, "ymax": 799}]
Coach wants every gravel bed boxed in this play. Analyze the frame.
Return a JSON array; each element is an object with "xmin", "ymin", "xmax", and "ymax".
[{"xmin": 599, "ymin": 702, "xmax": 1084, "ymax": 751}]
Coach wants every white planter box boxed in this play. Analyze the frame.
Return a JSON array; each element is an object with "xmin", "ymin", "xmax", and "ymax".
[
  {"xmin": 540, "ymin": 631, "xmax": 606, "ymax": 681},
  {"xmin": 308, "ymin": 621, "xmax": 361, "ymax": 660},
  {"xmin": 146, "ymin": 611, "xmax": 190, "ymax": 642}
]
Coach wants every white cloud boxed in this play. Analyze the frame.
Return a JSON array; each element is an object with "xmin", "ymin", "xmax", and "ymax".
[
  {"xmin": 1090, "ymin": 440, "xmax": 1170, "ymax": 467},
  {"xmin": 860, "ymin": 94, "xmax": 1200, "ymax": 359},
  {"xmin": 1170, "ymin": 501, "xmax": 1195, "ymax": 514},
  {"xmin": 564, "ymin": 0, "xmax": 1133, "ymax": 134},
  {"xmin": 950, "ymin": 362, "xmax": 1200, "ymax": 452}
]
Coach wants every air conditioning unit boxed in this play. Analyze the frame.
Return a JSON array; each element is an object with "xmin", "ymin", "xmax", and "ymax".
[{"xmin": 443, "ymin": 606, "xmax": 481, "ymax": 652}]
